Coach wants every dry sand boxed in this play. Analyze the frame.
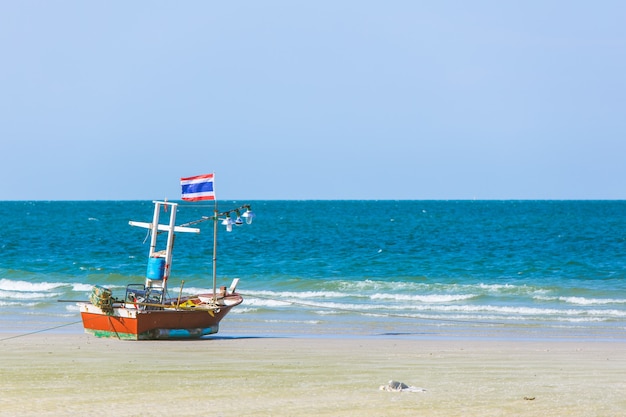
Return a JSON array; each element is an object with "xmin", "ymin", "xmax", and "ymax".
[{"xmin": 1, "ymin": 333, "xmax": 624, "ymax": 417}]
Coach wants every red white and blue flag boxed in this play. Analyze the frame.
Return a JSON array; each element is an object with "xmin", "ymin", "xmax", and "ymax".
[{"xmin": 180, "ymin": 173, "xmax": 215, "ymax": 201}]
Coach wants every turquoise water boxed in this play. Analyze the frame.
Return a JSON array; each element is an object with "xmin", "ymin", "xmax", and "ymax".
[{"xmin": 1, "ymin": 200, "xmax": 626, "ymax": 341}]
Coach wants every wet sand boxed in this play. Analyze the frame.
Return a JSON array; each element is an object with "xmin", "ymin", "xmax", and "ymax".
[{"xmin": 0, "ymin": 334, "xmax": 624, "ymax": 416}]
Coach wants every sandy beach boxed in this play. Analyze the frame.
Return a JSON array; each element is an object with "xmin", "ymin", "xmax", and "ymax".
[{"xmin": 0, "ymin": 333, "xmax": 624, "ymax": 417}]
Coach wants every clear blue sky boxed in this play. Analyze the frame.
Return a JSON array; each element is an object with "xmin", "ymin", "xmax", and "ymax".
[{"xmin": 2, "ymin": 1, "xmax": 625, "ymax": 200}]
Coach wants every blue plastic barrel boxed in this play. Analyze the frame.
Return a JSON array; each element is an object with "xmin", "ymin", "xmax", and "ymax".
[{"xmin": 146, "ymin": 257, "xmax": 165, "ymax": 279}]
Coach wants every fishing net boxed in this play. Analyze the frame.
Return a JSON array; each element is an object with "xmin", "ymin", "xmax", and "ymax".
[{"xmin": 90, "ymin": 285, "xmax": 113, "ymax": 313}]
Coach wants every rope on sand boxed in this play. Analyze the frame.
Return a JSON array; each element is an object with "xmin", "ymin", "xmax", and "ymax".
[{"xmin": 0, "ymin": 320, "xmax": 83, "ymax": 342}]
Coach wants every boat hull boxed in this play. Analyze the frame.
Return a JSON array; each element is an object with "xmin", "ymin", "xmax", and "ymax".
[{"xmin": 79, "ymin": 295, "xmax": 242, "ymax": 340}]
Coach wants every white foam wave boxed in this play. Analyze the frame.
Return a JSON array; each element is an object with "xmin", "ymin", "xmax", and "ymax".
[
  {"xmin": 72, "ymin": 283, "xmax": 96, "ymax": 292},
  {"xmin": 535, "ymin": 295, "xmax": 626, "ymax": 306},
  {"xmin": 264, "ymin": 319, "xmax": 322, "ymax": 325},
  {"xmin": 475, "ymin": 283, "xmax": 550, "ymax": 296},
  {"xmin": 371, "ymin": 293, "xmax": 477, "ymax": 303},
  {"xmin": 0, "ymin": 279, "xmax": 117, "ymax": 301},
  {"xmin": 0, "ymin": 300, "xmax": 39, "ymax": 308},
  {"xmin": 397, "ymin": 303, "xmax": 626, "ymax": 318},
  {"xmin": 397, "ymin": 312, "xmax": 609, "ymax": 324},
  {"xmin": 240, "ymin": 293, "xmax": 626, "ymax": 323},
  {"xmin": 0, "ymin": 290, "xmax": 62, "ymax": 300},
  {"xmin": 247, "ymin": 290, "xmax": 348, "ymax": 299},
  {"xmin": 0, "ymin": 278, "xmax": 66, "ymax": 292},
  {"xmin": 229, "ymin": 307, "xmax": 255, "ymax": 314},
  {"xmin": 337, "ymin": 280, "xmax": 548, "ymax": 297},
  {"xmin": 243, "ymin": 298, "xmax": 292, "ymax": 308}
]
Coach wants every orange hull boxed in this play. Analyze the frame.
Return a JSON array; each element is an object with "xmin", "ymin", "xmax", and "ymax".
[{"xmin": 80, "ymin": 295, "xmax": 242, "ymax": 340}]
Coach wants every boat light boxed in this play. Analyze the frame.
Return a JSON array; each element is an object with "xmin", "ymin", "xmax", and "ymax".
[
  {"xmin": 221, "ymin": 217, "xmax": 234, "ymax": 232},
  {"xmin": 241, "ymin": 208, "xmax": 255, "ymax": 224}
]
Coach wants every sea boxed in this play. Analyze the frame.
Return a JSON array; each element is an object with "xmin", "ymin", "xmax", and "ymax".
[{"xmin": 1, "ymin": 200, "xmax": 625, "ymax": 342}]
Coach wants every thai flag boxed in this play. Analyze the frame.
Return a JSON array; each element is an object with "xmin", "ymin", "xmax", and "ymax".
[{"xmin": 180, "ymin": 173, "xmax": 215, "ymax": 201}]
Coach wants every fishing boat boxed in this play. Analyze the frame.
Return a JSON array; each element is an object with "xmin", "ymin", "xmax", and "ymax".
[{"xmin": 79, "ymin": 193, "xmax": 253, "ymax": 340}]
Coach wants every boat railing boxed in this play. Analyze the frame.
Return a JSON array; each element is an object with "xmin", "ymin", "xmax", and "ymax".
[{"xmin": 125, "ymin": 284, "xmax": 164, "ymax": 310}]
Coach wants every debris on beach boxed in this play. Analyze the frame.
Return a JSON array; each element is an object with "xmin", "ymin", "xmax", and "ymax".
[{"xmin": 379, "ymin": 380, "xmax": 426, "ymax": 393}]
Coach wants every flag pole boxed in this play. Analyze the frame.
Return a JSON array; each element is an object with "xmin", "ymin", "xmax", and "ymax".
[
  {"xmin": 212, "ymin": 173, "xmax": 218, "ymax": 304},
  {"xmin": 180, "ymin": 172, "xmax": 220, "ymax": 304},
  {"xmin": 212, "ymin": 199, "xmax": 218, "ymax": 304}
]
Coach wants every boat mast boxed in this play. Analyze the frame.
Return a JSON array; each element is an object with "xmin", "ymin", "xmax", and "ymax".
[{"xmin": 129, "ymin": 201, "xmax": 200, "ymax": 300}]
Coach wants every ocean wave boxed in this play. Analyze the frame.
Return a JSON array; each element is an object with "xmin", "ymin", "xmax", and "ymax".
[
  {"xmin": 72, "ymin": 283, "xmax": 96, "ymax": 292},
  {"xmin": 534, "ymin": 295, "xmax": 626, "ymax": 306},
  {"xmin": 265, "ymin": 319, "xmax": 323, "ymax": 325},
  {"xmin": 0, "ymin": 300, "xmax": 39, "ymax": 308},
  {"xmin": 370, "ymin": 293, "xmax": 478, "ymax": 303},
  {"xmin": 335, "ymin": 279, "xmax": 550, "ymax": 297},
  {"xmin": 259, "ymin": 290, "xmax": 348, "ymax": 299},
  {"xmin": 64, "ymin": 304, "xmax": 81, "ymax": 312},
  {"xmin": 398, "ymin": 303, "xmax": 626, "ymax": 318},
  {"xmin": 0, "ymin": 279, "xmax": 119, "ymax": 301},
  {"xmin": 475, "ymin": 283, "xmax": 551, "ymax": 295},
  {"xmin": 229, "ymin": 307, "xmax": 256, "ymax": 314},
  {"xmin": 240, "ymin": 294, "xmax": 626, "ymax": 321},
  {"xmin": 0, "ymin": 290, "xmax": 62, "ymax": 300},
  {"xmin": 242, "ymin": 297, "xmax": 294, "ymax": 308},
  {"xmin": 0, "ymin": 278, "xmax": 67, "ymax": 292},
  {"xmin": 401, "ymin": 313, "xmax": 610, "ymax": 324}
]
